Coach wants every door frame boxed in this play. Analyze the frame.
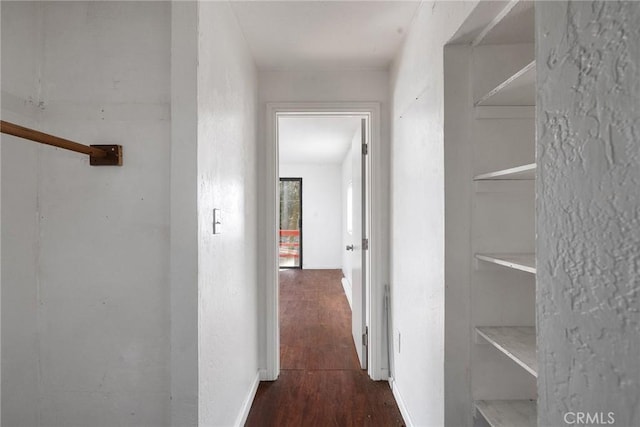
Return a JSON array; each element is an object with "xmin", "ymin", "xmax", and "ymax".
[
  {"xmin": 278, "ymin": 177, "xmax": 303, "ymax": 269},
  {"xmin": 263, "ymin": 102, "xmax": 384, "ymax": 381}
]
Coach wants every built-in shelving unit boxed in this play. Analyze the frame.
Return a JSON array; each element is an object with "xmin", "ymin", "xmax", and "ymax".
[
  {"xmin": 475, "ymin": 61, "xmax": 536, "ymax": 107},
  {"xmin": 467, "ymin": 1, "xmax": 537, "ymax": 426},
  {"xmin": 474, "ymin": 163, "xmax": 536, "ymax": 181},
  {"xmin": 476, "ymin": 326, "xmax": 537, "ymax": 377},
  {"xmin": 475, "ymin": 400, "xmax": 537, "ymax": 427},
  {"xmin": 475, "ymin": 253, "xmax": 536, "ymax": 274}
]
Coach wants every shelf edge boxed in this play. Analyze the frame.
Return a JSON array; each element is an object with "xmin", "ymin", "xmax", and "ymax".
[
  {"xmin": 475, "ymin": 60, "xmax": 536, "ymax": 107},
  {"xmin": 475, "ymin": 399, "xmax": 537, "ymax": 427},
  {"xmin": 475, "ymin": 253, "xmax": 536, "ymax": 274},
  {"xmin": 474, "ymin": 163, "xmax": 536, "ymax": 181},
  {"xmin": 476, "ymin": 327, "xmax": 538, "ymax": 377},
  {"xmin": 472, "ymin": 0, "xmax": 523, "ymax": 47}
]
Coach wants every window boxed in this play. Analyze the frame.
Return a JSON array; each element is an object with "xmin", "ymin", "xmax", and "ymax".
[{"xmin": 279, "ymin": 178, "xmax": 302, "ymax": 268}]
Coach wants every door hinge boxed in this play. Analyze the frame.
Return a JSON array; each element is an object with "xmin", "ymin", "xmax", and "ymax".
[
  {"xmin": 362, "ymin": 238, "xmax": 369, "ymax": 250},
  {"xmin": 362, "ymin": 326, "xmax": 369, "ymax": 347},
  {"xmin": 362, "ymin": 143, "xmax": 368, "ymax": 155}
]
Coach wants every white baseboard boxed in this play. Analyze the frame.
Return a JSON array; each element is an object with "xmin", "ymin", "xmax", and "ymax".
[
  {"xmin": 341, "ymin": 277, "xmax": 352, "ymax": 309},
  {"xmin": 258, "ymin": 368, "xmax": 270, "ymax": 381},
  {"xmin": 375, "ymin": 367, "xmax": 390, "ymax": 381},
  {"xmin": 390, "ymin": 378, "xmax": 413, "ymax": 427},
  {"xmin": 234, "ymin": 370, "xmax": 261, "ymax": 427}
]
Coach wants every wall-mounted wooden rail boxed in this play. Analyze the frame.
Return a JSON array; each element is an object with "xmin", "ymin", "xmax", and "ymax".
[{"xmin": 0, "ymin": 120, "xmax": 122, "ymax": 166}]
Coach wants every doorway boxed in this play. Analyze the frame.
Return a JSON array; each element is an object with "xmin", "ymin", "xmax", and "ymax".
[{"xmin": 264, "ymin": 102, "xmax": 384, "ymax": 381}]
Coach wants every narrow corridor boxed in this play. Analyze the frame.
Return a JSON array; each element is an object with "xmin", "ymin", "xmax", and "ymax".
[{"xmin": 245, "ymin": 269, "xmax": 404, "ymax": 426}]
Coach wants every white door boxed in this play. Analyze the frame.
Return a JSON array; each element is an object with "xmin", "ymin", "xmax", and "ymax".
[{"xmin": 350, "ymin": 118, "xmax": 367, "ymax": 369}]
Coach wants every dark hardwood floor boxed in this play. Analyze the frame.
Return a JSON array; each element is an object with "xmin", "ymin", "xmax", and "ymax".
[{"xmin": 245, "ymin": 269, "xmax": 404, "ymax": 427}]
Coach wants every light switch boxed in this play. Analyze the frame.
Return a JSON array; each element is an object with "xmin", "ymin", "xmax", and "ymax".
[{"xmin": 213, "ymin": 209, "xmax": 222, "ymax": 234}]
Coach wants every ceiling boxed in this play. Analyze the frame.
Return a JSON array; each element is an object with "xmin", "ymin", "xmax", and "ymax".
[
  {"xmin": 278, "ymin": 116, "xmax": 361, "ymax": 164},
  {"xmin": 230, "ymin": 1, "xmax": 421, "ymax": 163},
  {"xmin": 230, "ymin": 1, "xmax": 421, "ymax": 70}
]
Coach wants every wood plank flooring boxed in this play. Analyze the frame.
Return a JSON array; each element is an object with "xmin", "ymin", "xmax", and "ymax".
[{"xmin": 246, "ymin": 269, "xmax": 404, "ymax": 427}]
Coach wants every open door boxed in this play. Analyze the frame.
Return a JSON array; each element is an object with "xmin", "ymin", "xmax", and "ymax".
[{"xmin": 349, "ymin": 118, "xmax": 367, "ymax": 369}]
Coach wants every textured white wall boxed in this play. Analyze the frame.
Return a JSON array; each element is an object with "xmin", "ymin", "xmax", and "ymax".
[
  {"xmin": 390, "ymin": 2, "xmax": 476, "ymax": 425},
  {"xmin": 537, "ymin": 2, "xmax": 640, "ymax": 426},
  {"xmin": 279, "ymin": 163, "xmax": 342, "ymax": 269},
  {"xmin": 197, "ymin": 2, "xmax": 259, "ymax": 426},
  {"xmin": 2, "ymin": 2, "xmax": 171, "ymax": 425}
]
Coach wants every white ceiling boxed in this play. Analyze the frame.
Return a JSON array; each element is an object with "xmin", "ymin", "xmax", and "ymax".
[
  {"xmin": 230, "ymin": 1, "xmax": 421, "ymax": 70},
  {"xmin": 230, "ymin": 1, "xmax": 420, "ymax": 163},
  {"xmin": 278, "ymin": 116, "xmax": 361, "ymax": 164}
]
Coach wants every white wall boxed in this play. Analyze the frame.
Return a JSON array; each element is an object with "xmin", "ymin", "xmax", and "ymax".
[
  {"xmin": 197, "ymin": 2, "xmax": 260, "ymax": 426},
  {"xmin": 279, "ymin": 163, "xmax": 342, "ymax": 269},
  {"xmin": 2, "ymin": 2, "xmax": 171, "ymax": 426},
  {"xmin": 257, "ymin": 69, "xmax": 390, "ymax": 375},
  {"xmin": 170, "ymin": 2, "xmax": 198, "ymax": 425},
  {"xmin": 2, "ymin": 3, "xmax": 260, "ymax": 426},
  {"xmin": 341, "ymin": 144, "xmax": 354, "ymax": 297},
  {"xmin": 389, "ymin": 2, "xmax": 477, "ymax": 425},
  {"xmin": 1, "ymin": 4, "xmax": 40, "ymax": 425},
  {"xmin": 259, "ymin": 69, "xmax": 390, "ymax": 105},
  {"xmin": 537, "ymin": 2, "xmax": 640, "ymax": 426}
]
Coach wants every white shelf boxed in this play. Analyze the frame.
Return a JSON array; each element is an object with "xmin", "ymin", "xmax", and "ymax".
[
  {"xmin": 476, "ymin": 326, "xmax": 537, "ymax": 377},
  {"xmin": 469, "ymin": 1, "xmax": 537, "ymax": 418},
  {"xmin": 476, "ymin": 400, "xmax": 537, "ymax": 427},
  {"xmin": 474, "ymin": 163, "xmax": 535, "ymax": 181},
  {"xmin": 475, "ymin": 253, "xmax": 535, "ymax": 274},
  {"xmin": 473, "ymin": 0, "xmax": 535, "ymax": 46},
  {"xmin": 475, "ymin": 61, "xmax": 536, "ymax": 107}
]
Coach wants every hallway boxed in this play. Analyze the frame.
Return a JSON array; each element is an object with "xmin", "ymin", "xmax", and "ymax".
[
  {"xmin": 2, "ymin": 2, "xmax": 638, "ymax": 426},
  {"xmin": 245, "ymin": 269, "xmax": 404, "ymax": 426}
]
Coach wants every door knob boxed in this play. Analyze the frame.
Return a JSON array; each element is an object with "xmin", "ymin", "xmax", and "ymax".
[{"xmin": 346, "ymin": 245, "xmax": 354, "ymax": 251}]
